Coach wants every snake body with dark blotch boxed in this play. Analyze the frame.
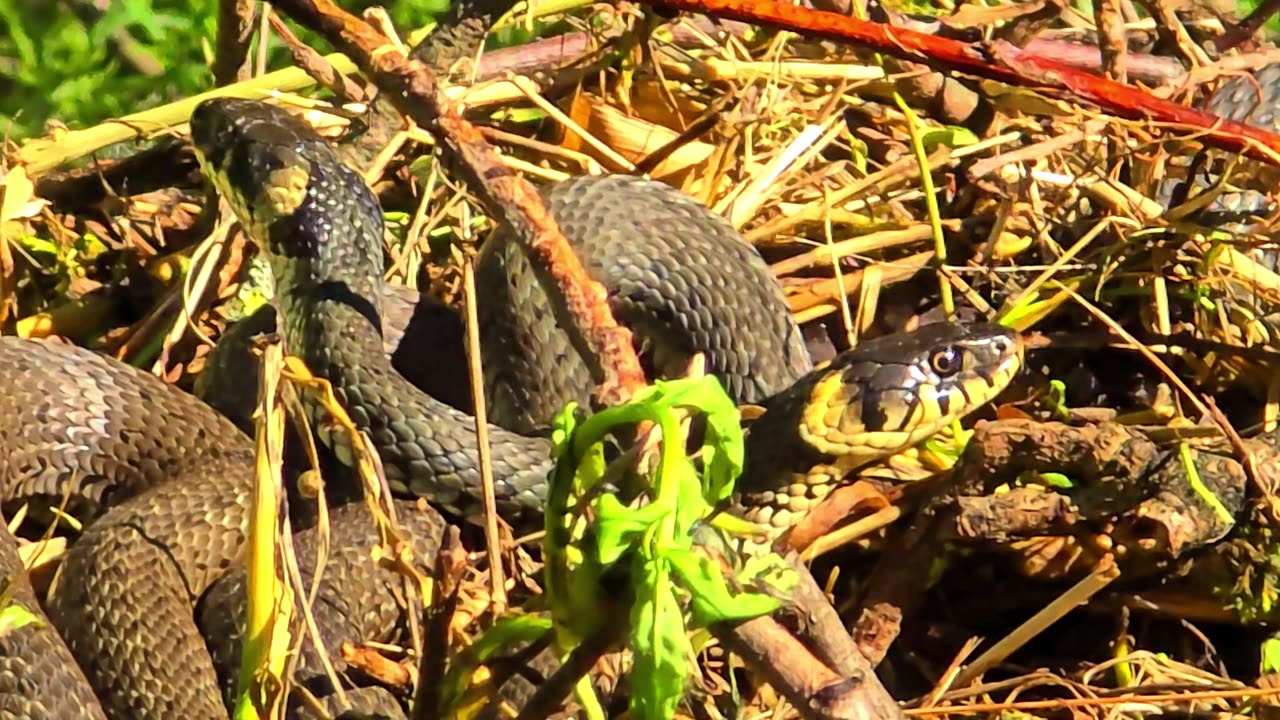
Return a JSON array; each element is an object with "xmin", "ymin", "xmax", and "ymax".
[
  {"xmin": 0, "ymin": 335, "xmax": 448, "ymax": 719},
  {"xmin": 0, "ymin": 98, "xmax": 1025, "ymax": 718}
]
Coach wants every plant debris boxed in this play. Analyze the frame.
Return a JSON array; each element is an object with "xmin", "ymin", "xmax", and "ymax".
[{"xmin": 9, "ymin": 0, "xmax": 1280, "ymax": 717}]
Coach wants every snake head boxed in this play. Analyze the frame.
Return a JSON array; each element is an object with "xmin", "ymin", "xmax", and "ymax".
[
  {"xmin": 188, "ymin": 98, "xmax": 385, "ymax": 294},
  {"xmin": 799, "ymin": 321, "xmax": 1025, "ymax": 461},
  {"xmin": 189, "ymin": 98, "xmax": 327, "ymax": 253},
  {"xmin": 857, "ymin": 321, "xmax": 1025, "ymax": 436}
]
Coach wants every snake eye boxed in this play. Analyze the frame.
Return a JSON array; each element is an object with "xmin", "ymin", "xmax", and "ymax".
[{"xmin": 930, "ymin": 347, "xmax": 961, "ymax": 376}]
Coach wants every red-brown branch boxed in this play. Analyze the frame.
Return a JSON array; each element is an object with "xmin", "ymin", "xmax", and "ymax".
[{"xmin": 643, "ymin": 0, "xmax": 1280, "ymax": 165}]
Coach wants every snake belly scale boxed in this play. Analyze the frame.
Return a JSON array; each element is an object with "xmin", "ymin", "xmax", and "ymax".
[{"xmin": 0, "ymin": 96, "xmax": 1022, "ymax": 719}]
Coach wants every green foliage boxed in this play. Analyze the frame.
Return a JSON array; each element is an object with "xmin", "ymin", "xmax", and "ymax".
[
  {"xmin": 0, "ymin": 0, "xmax": 209, "ymax": 140},
  {"xmin": 436, "ymin": 377, "xmax": 794, "ymax": 720},
  {"xmin": 0, "ymin": 571, "xmax": 41, "ymax": 639},
  {"xmin": 917, "ymin": 124, "xmax": 978, "ymax": 154},
  {"xmin": 542, "ymin": 377, "xmax": 797, "ymax": 720},
  {"xmin": 1044, "ymin": 378, "xmax": 1072, "ymax": 421},
  {"xmin": 1015, "ymin": 470, "xmax": 1075, "ymax": 490},
  {"xmin": 16, "ymin": 229, "xmax": 107, "ymax": 295},
  {"xmin": 439, "ymin": 613, "xmax": 555, "ymax": 713},
  {"xmin": 1234, "ymin": 0, "xmax": 1280, "ymax": 36},
  {"xmin": 878, "ymin": 0, "xmax": 948, "ymax": 18},
  {"xmin": 0, "ymin": 0, "xmax": 449, "ymax": 142}
]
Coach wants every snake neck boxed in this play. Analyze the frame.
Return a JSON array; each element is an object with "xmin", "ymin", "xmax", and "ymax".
[
  {"xmin": 254, "ymin": 149, "xmax": 392, "ymax": 372},
  {"xmin": 268, "ymin": 160, "xmax": 387, "ymax": 312},
  {"xmin": 283, "ymin": 296, "xmax": 554, "ymax": 529},
  {"xmin": 274, "ymin": 270, "xmax": 386, "ymax": 350}
]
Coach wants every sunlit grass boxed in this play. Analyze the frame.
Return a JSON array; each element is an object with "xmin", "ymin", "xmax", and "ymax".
[{"xmin": 0, "ymin": 0, "xmax": 448, "ymax": 142}]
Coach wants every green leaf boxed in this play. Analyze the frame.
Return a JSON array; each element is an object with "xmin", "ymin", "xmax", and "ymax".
[
  {"xmin": 77, "ymin": 231, "xmax": 106, "ymax": 258},
  {"xmin": 1041, "ymin": 379, "xmax": 1072, "ymax": 422},
  {"xmin": 684, "ymin": 379, "xmax": 746, "ymax": 504},
  {"xmin": 550, "ymin": 401, "xmax": 581, "ymax": 459},
  {"xmin": 593, "ymin": 496, "xmax": 671, "ymax": 567},
  {"xmin": 670, "ymin": 455, "xmax": 712, "ymax": 541},
  {"xmin": 0, "ymin": 0, "xmax": 37, "ymax": 70},
  {"xmin": 542, "ymin": 368, "xmax": 789, "ymax": 719},
  {"xmin": 999, "ymin": 290, "xmax": 1046, "ymax": 326},
  {"xmin": 665, "ymin": 548, "xmax": 786, "ymax": 627},
  {"xmin": 1263, "ymin": 637, "xmax": 1280, "ymax": 675},
  {"xmin": 629, "ymin": 552, "xmax": 690, "ymax": 720},
  {"xmin": 0, "ymin": 603, "xmax": 41, "ymax": 636},
  {"xmin": 1014, "ymin": 470, "xmax": 1074, "ymax": 489},
  {"xmin": 17, "ymin": 235, "xmax": 58, "ymax": 257},
  {"xmin": 738, "ymin": 552, "xmax": 800, "ymax": 597},
  {"xmin": 1038, "ymin": 472, "xmax": 1075, "ymax": 489},
  {"xmin": 888, "ymin": 0, "xmax": 948, "ymax": 16},
  {"xmin": 629, "ymin": 375, "xmax": 745, "ymax": 504},
  {"xmin": 919, "ymin": 125, "xmax": 979, "ymax": 153},
  {"xmin": 441, "ymin": 614, "xmax": 554, "ymax": 712},
  {"xmin": 546, "ymin": 401, "xmax": 595, "ymax": 647}
]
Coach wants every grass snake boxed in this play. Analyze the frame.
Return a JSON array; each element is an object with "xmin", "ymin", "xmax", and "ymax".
[{"xmin": 0, "ymin": 97, "xmax": 1028, "ymax": 718}]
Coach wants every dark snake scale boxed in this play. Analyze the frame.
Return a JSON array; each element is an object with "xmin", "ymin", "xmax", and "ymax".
[{"xmin": 38, "ymin": 51, "xmax": 1280, "ymax": 717}]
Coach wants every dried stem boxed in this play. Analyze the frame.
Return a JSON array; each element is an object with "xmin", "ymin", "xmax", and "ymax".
[{"xmin": 213, "ymin": 0, "xmax": 258, "ymax": 85}]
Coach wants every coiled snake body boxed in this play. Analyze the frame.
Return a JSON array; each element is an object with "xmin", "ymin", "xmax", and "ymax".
[{"xmin": 0, "ymin": 98, "xmax": 1022, "ymax": 719}]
